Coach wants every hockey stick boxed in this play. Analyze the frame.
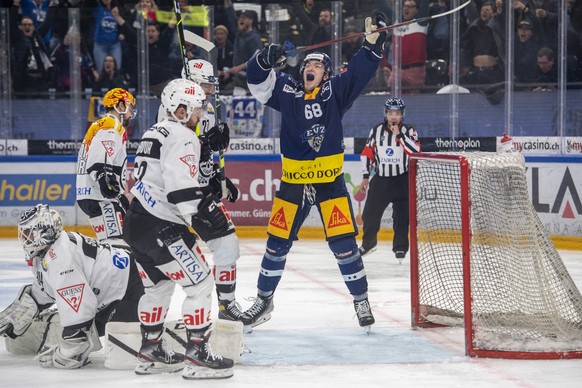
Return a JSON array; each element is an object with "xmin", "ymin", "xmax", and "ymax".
[
  {"xmin": 172, "ymin": 0, "xmax": 227, "ymax": 199},
  {"xmin": 173, "ymin": 0, "xmax": 191, "ymax": 79},
  {"xmin": 183, "ymin": 29, "xmax": 215, "ymax": 52},
  {"xmin": 287, "ymin": 0, "xmax": 471, "ymax": 53}
]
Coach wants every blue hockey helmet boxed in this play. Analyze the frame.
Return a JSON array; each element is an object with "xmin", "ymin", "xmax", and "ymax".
[
  {"xmin": 384, "ymin": 97, "xmax": 405, "ymax": 116},
  {"xmin": 300, "ymin": 52, "xmax": 333, "ymax": 79}
]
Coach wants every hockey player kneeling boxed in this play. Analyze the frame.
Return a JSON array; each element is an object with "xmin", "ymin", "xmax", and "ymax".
[{"xmin": 0, "ymin": 204, "xmax": 143, "ymax": 369}]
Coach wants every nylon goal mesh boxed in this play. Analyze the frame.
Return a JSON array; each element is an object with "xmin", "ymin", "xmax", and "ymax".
[{"xmin": 412, "ymin": 152, "xmax": 582, "ymax": 357}]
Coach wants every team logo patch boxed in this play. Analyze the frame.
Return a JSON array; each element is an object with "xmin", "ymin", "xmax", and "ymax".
[
  {"xmin": 57, "ymin": 283, "xmax": 85, "ymax": 313},
  {"xmin": 180, "ymin": 154, "xmax": 198, "ymax": 178},
  {"xmin": 301, "ymin": 124, "xmax": 325, "ymax": 152},
  {"xmin": 101, "ymin": 140, "xmax": 116, "ymax": 157},
  {"xmin": 112, "ymin": 251, "xmax": 129, "ymax": 269},
  {"xmin": 320, "ymin": 197, "xmax": 355, "ymax": 237},
  {"xmin": 267, "ymin": 197, "xmax": 298, "ymax": 239}
]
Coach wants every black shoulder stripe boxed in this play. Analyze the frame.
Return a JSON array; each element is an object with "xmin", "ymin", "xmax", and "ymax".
[
  {"xmin": 136, "ymin": 138, "xmax": 163, "ymax": 159},
  {"xmin": 167, "ymin": 187, "xmax": 204, "ymax": 205}
]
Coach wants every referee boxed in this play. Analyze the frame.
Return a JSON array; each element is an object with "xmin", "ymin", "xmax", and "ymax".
[{"xmin": 358, "ymin": 98, "xmax": 421, "ymax": 262}]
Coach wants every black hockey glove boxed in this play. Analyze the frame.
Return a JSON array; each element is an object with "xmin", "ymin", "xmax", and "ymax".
[
  {"xmin": 257, "ymin": 44, "xmax": 287, "ymax": 69},
  {"xmin": 363, "ymin": 12, "xmax": 387, "ymax": 56},
  {"xmin": 193, "ymin": 195, "xmax": 228, "ymax": 232},
  {"xmin": 209, "ymin": 173, "xmax": 239, "ymax": 203},
  {"xmin": 96, "ymin": 165, "xmax": 121, "ymax": 199},
  {"xmin": 117, "ymin": 194, "xmax": 130, "ymax": 212},
  {"xmin": 199, "ymin": 122, "xmax": 230, "ymax": 151}
]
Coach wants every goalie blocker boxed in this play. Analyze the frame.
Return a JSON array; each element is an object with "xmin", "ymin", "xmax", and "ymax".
[{"xmin": 104, "ymin": 319, "xmax": 244, "ymax": 369}]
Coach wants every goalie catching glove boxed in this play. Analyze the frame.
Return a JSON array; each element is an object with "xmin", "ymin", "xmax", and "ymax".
[
  {"xmin": 257, "ymin": 44, "xmax": 287, "ymax": 69},
  {"xmin": 96, "ymin": 164, "xmax": 121, "ymax": 199},
  {"xmin": 199, "ymin": 123, "xmax": 230, "ymax": 151},
  {"xmin": 0, "ymin": 284, "xmax": 39, "ymax": 338},
  {"xmin": 363, "ymin": 13, "xmax": 387, "ymax": 57}
]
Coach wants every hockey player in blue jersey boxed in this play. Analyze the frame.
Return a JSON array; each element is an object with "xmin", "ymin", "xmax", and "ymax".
[{"xmin": 240, "ymin": 14, "xmax": 387, "ymax": 333}]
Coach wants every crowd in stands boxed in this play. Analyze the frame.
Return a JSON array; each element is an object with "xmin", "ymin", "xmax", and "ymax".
[{"xmin": 6, "ymin": 0, "xmax": 582, "ymax": 98}]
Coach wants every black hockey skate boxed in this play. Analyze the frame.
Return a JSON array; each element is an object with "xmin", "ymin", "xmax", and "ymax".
[
  {"xmin": 353, "ymin": 298, "xmax": 375, "ymax": 334},
  {"xmin": 240, "ymin": 295, "xmax": 274, "ymax": 333},
  {"xmin": 218, "ymin": 299, "xmax": 244, "ymax": 321},
  {"xmin": 358, "ymin": 245, "xmax": 377, "ymax": 258},
  {"xmin": 135, "ymin": 326, "xmax": 184, "ymax": 375},
  {"xmin": 182, "ymin": 328, "xmax": 234, "ymax": 380}
]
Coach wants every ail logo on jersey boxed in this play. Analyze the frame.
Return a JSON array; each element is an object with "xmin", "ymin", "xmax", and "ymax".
[
  {"xmin": 57, "ymin": 283, "xmax": 85, "ymax": 313},
  {"xmin": 180, "ymin": 154, "xmax": 198, "ymax": 178},
  {"xmin": 213, "ymin": 265, "xmax": 237, "ymax": 283},
  {"xmin": 184, "ymin": 308, "xmax": 209, "ymax": 326},
  {"xmin": 301, "ymin": 124, "xmax": 325, "ymax": 152},
  {"xmin": 101, "ymin": 140, "xmax": 116, "ymax": 157},
  {"xmin": 140, "ymin": 306, "xmax": 166, "ymax": 323}
]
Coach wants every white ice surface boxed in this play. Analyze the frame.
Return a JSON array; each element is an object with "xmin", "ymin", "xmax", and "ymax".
[{"xmin": 1, "ymin": 238, "xmax": 581, "ymax": 388}]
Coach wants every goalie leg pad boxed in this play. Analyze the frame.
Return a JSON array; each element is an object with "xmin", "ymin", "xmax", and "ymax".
[{"xmin": 0, "ymin": 284, "xmax": 39, "ymax": 338}]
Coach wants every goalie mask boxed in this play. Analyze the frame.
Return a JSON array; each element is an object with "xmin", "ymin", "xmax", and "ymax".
[
  {"xmin": 18, "ymin": 204, "xmax": 63, "ymax": 259},
  {"xmin": 161, "ymin": 79, "xmax": 206, "ymax": 124},
  {"xmin": 182, "ymin": 59, "xmax": 215, "ymax": 86}
]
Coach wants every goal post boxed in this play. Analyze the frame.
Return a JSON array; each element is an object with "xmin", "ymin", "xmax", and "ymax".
[{"xmin": 409, "ymin": 152, "xmax": 582, "ymax": 359}]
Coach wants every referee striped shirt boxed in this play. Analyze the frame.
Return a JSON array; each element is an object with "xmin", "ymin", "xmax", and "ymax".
[{"xmin": 360, "ymin": 122, "xmax": 421, "ymax": 178}]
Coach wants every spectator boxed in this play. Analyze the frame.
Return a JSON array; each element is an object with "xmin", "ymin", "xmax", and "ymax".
[
  {"xmin": 92, "ymin": 0, "xmax": 124, "ymax": 73},
  {"xmin": 291, "ymin": 0, "xmax": 321, "ymax": 49},
  {"xmin": 310, "ymin": 8, "xmax": 332, "ymax": 56},
  {"xmin": 10, "ymin": 9, "xmax": 56, "ymax": 95},
  {"xmin": 51, "ymin": 27, "xmax": 99, "ymax": 92},
  {"xmin": 514, "ymin": 19, "xmax": 541, "ymax": 86},
  {"xmin": 225, "ymin": 10, "xmax": 263, "ymax": 95},
  {"xmin": 427, "ymin": 0, "xmax": 450, "ymax": 60},
  {"xmin": 341, "ymin": 25, "xmax": 362, "ymax": 64},
  {"xmin": 92, "ymin": 55, "xmax": 127, "ymax": 92},
  {"xmin": 532, "ymin": 46, "xmax": 557, "ymax": 91},
  {"xmin": 215, "ymin": 24, "xmax": 234, "ymax": 91},
  {"xmin": 534, "ymin": 0, "xmax": 559, "ymax": 49},
  {"xmin": 18, "ymin": 0, "xmax": 54, "ymax": 48},
  {"xmin": 386, "ymin": 0, "xmax": 430, "ymax": 94},
  {"xmin": 122, "ymin": 20, "xmax": 179, "ymax": 95},
  {"xmin": 460, "ymin": 1, "xmax": 505, "ymax": 88}
]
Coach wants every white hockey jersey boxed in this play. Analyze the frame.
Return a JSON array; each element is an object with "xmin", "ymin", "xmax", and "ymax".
[
  {"xmin": 131, "ymin": 119, "xmax": 204, "ymax": 224},
  {"xmin": 76, "ymin": 115, "xmax": 128, "ymax": 201},
  {"xmin": 29, "ymin": 232, "xmax": 131, "ymax": 328},
  {"xmin": 158, "ymin": 102, "xmax": 217, "ymax": 188}
]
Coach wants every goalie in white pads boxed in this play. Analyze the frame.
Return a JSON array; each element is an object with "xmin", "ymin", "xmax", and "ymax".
[
  {"xmin": 0, "ymin": 204, "xmax": 144, "ymax": 369},
  {"xmin": 158, "ymin": 59, "xmax": 243, "ymax": 322},
  {"xmin": 124, "ymin": 79, "xmax": 234, "ymax": 379}
]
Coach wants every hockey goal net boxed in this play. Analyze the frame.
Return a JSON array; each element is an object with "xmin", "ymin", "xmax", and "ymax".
[{"xmin": 409, "ymin": 152, "xmax": 582, "ymax": 359}]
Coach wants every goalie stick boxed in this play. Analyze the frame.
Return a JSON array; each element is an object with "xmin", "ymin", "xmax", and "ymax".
[
  {"xmin": 287, "ymin": 0, "xmax": 471, "ymax": 53},
  {"xmin": 173, "ymin": 0, "xmax": 227, "ymax": 199}
]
